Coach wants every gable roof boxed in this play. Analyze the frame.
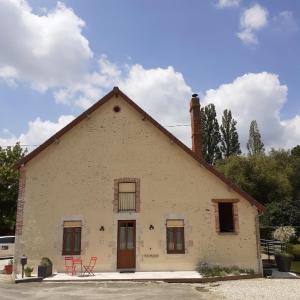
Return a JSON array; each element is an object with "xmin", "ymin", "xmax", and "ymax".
[{"xmin": 16, "ymin": 87, "xmax": 265, "ymax": 212}]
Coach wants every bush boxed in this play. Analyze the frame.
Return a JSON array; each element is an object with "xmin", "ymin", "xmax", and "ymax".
[
  {"xmin": 40, "ymin": 257, "xmax": 52, "ymax": 266},
  {"xmin": 287, "ymin": 244, "xmax": 300, "ymax": 260},
  {"xmin": 197, "ymin": 262, "xmax": 254, "ymax": 277}
]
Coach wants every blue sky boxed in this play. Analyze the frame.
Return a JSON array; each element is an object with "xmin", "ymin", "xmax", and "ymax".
[{"xmin": 0, "ymin": 0, "xmax": 299, "ymax": 151}]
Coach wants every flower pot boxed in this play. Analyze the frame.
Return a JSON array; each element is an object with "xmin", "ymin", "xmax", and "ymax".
[
  {"xmin": 38, "ymin": 264, "xmax": 52, "ymax": 278},
  {"xmin": 38, "ymin": 265, "xmax": 47, "ymax": 278},
  {"xmin": 4, "ymin": 264, "xmax": 13, "ymax": 274},
  {"xmin": 25, "ymin": 271, "xmax": 32, "ymax": 277},
  {"xmin": 275, "ymin": 254, "xmax": 293, "ymax": 272},
  {"xmin": 263, "ymin": 269, "xmax": 272, "ymax": 277}
]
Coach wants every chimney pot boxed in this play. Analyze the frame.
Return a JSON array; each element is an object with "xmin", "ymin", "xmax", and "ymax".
[{"xmin": 190, "ymin": 93, "xmax": 202, "ymax": 158}]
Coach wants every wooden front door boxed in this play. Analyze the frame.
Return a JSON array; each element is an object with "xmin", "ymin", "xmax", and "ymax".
[{"xmin": 117, "ymin": 220, "xmax": 136, "ymax": 269}]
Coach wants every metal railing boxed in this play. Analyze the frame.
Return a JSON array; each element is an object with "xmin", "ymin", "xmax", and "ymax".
[{"xmin": 260, "ymin": 239, "xmax": 285, "ymax": 260}]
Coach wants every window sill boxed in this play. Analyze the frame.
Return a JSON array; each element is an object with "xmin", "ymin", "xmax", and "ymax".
[{"xmin": 217, "ymin": 232, "xmax": 238, "ymax": 235}]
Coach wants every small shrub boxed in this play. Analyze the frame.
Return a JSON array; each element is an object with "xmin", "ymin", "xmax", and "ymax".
[
  {"xmin": 40, "ymin": 257, "xmax": 52, "ymax": 266},
  {"xmin": 274, "ymin": 250, "xmax": 294, "ymax": 259},
  {"xmin": 197, "ymin": 261, "xmax": 254, "ymax": 277},
  {"xmin": 24, "ymin": 266, "xmax": 34, "ymax": 277}
]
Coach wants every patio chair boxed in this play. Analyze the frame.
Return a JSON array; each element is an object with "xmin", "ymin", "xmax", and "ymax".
[
  {"xmin": 64, "ymin": 256, "xmax": 74, "ymax": 275},
  {"xmin": 82, "ymin": 256, "xmax": 97, "ymax": 276},
  {"xmin": 72, "ymin": 258, "xmax": 83, "ymax": 276}
]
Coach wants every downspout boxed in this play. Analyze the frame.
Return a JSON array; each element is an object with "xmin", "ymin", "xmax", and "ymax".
[{"xmin": 255, "ymin": 212, "xmax": 263, "ymax": 275}]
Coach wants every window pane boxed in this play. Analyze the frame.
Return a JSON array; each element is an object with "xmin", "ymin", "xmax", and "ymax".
[
  {"xmin": 127, "ymin": 227, "xmax": 134, "ymax": 249},
  {"xmin": 64, "ymin": 228, "xmax": 72, "ymax": 253},
  {"xmin": 119, "ymin": 226, "xmax": 126, "ymax": 249},
  {"xmin": 176, "ymin": 229, "xmax": 183, "ymax": 250},
  {"xmin": 119, "ymin": 192, "xmax": 136, "ymax": 211},
  {"xmin": 218, "ymin": 203, "xmax": 234, "ymax": 232},
  {"xmin": 167, "ymin": 229, "xmax": 175, "ymax": 251},
  {"xmin": 74, "ymin": 228, "xmax": 81, "ymax": 253}
]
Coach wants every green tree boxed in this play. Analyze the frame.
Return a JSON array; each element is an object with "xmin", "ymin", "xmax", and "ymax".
[
  {"xmin": 220, "ymin": 109, "xmax": 241, "ymax": 158},
  {"xmin": 0, "ymin": 143, "xmax": 27, "ymax": 235},
  {"xmin": 215, "ymin": 149, "xmax": 300, "ymax": 227},
  {"xmin": 291, "ymin": 145, "xmax": 300, "ymax": 158},
  {"xmin": 201, "ymin": 104, "xmax": 221, "ymax": 165},
  {"xmin": 247, "ymin": 120, "xmax": 265, "ymax": 155}
]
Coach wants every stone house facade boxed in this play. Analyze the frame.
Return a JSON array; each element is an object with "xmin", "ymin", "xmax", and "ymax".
[{"xmin": 14, "ymin": 87, "xmax": 264, "ymax": 274}]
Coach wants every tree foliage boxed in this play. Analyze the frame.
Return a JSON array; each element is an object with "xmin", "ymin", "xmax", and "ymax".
[
  {"xmin": 201, "ymin": 104, "xmax": 221, "ymax": 165},
  {"xmin": 215, "ymin": 149, "xmax": 300, "ymax": 226},
  {"xmin": 220, "ymin": 109, "xmax": 241, "ymax": 158},
  {"xmin": 0, "ymin": 143, "xmax": 27, "ymax": 235},
  {"xmin": 247, "ymin": 120, "xmax": 265, "ymax": 155}
]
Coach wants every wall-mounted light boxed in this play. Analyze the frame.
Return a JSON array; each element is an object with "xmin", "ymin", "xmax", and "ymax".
[
  {"xmin": 99, "ymin": 226, "xmax": 105, "ymax": 231},
  {"xmin": 149, "ymin": 224, "xmax": 154, "ymax": 230}
]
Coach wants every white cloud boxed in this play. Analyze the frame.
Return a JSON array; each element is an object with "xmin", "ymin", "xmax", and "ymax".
[
  {"xmin": 0, "ymin": 0, "xmax": 92, "ymax": 91},
  {"xmin": 0, "ymin": 115, "xmax": 74, "ymax": 152},
  {"xmin": 217, "ymin": 0, "xmax": 240, "ymax": 8},
  {"xmin": 203, "ymin": 72, "xmax": 300, "ymax": 150},
  {"xmin": 237, "ymin": 4, "xmax": 268, "ymax": 45}
]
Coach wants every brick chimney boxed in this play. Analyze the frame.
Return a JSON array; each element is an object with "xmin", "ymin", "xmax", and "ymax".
[{"xmin": 190, "ymin": 94, "xmax": 202, "ymax": 158}]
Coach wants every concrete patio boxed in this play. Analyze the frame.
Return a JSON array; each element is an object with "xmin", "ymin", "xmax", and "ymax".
[{"xmin": 42, "ymin": 271, "xmax": 203, "ymax": 282}]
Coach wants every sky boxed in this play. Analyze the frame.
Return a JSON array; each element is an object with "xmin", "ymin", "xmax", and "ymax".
[{"xmin": 0, "ymin": 0, "xmax": 300, "ymax": 152}]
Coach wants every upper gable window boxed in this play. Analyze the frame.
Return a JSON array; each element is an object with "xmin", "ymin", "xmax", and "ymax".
[{"xmin": 118, "ymin": 182, "xmax": 136, "ymax": 212}]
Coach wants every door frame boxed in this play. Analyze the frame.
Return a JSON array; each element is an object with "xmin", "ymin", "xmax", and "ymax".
[{"xmin": 117, "ymin": 220, "xmax": 136, "ymax": 269}]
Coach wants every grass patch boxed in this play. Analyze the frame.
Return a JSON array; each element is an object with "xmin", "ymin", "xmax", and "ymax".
[
  {"xmin": 197, "ymin": 262, "xmax": 254, "ymax": 278},
  {"xmin": 291, "ymin": 261, "xmax": 300, "ymax": 274}
]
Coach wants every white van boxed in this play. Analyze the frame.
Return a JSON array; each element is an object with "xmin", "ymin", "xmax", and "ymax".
[{"xmin": 0, "ymin": 236, "xmax": 15, "ymax": 258}]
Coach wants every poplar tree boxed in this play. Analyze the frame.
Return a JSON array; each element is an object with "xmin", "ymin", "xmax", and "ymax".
[
  {"xmin": 247, "ymin": 120, "xmax": 265, "ymax": 155},
  {"xmin": 220, "ymin": 109, "xmax": 241, "ymax": 158},
  {"xmin": 201, "ymin": 104, "xmax": 221, "ymax": 164}
]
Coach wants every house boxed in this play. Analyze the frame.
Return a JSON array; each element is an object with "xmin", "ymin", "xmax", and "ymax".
[{"xmin": 14, "ymin": 87, "xmax": 264, "ymax": 274}]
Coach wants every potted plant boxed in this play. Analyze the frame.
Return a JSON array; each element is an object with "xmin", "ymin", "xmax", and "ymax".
[
  {"xmin": 24, "ymin": 266, "xmax": 34, "ymax": 277},
  {"xmin": 37, "ymin": 257, "xmax": 53, "ymax": 278},
  {"xmin": 4, "ymin": 259, "xmax": 13, "ymax": 274},
  {"xmin": 272, "ymin": 226, "xmax": 296, "ymax": 272},
  {"xmin": 274, "ymin": 251, "xmax": 294, "ymax": 272}
]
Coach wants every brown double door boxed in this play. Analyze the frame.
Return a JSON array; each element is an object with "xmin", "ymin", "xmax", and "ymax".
[{"xmin": 117, "ymin": 220, "xmax": 136, "ymax": 269}]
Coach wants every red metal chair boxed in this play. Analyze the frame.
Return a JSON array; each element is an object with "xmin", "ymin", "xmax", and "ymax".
[
  {"xmin": 64, "ymin": 256, "xmax": 74, "ymax": 275},
  {"xmin": 82, "ymin": 256, "xmax": 97, "ymax": 276},
  {"xmin": 72, "ymin": 258, "xmax": 83, "ymax": 275}
]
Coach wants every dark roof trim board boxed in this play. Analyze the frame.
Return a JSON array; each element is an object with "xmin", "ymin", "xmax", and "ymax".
[{"xmin": 16, "ymin": 87, "xmax": 265, "ymax": 212}]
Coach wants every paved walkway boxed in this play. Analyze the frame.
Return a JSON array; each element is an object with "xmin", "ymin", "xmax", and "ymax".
[{"xmin": 42, "ymin": 271, "xmax": 202, "ymax": 281}]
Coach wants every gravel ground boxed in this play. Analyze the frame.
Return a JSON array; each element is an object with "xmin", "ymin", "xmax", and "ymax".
[
  {"xmin": 209, "ymin": 278, "xmax": 300, "ymax": 300},
  {"xmin": 0, "ymin": 281, "xmax": 215, "ymax": 300},
  {"xmin": 0, "ymin": 278, "xmax": 299, "ymax": 299}
]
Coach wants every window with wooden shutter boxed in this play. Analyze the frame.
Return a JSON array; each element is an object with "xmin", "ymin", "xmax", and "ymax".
[
  {"xmin": 166, "ymin": 219, "xmax": 185, "ymax": 254},
  {"xmin": 62, "ymin": 221, "xmax": 82, "ymax": 255}
]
